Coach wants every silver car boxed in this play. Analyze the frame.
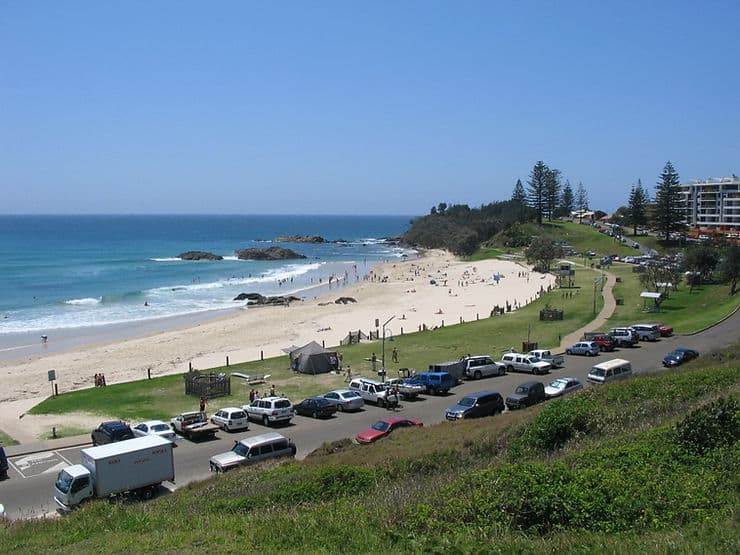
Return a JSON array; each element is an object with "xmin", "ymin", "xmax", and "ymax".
[
  {"xmin": 323, "ymin": 389, "xmax": 365, "ymax": 411},
  {"xmin": 132, "ymin": 420, "xmax": 178, "ymax": 443}
]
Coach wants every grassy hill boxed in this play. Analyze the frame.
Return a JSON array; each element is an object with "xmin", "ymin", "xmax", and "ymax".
[{"xmin": 3, "ymin": 347, "xmax": 738, "ymax": 553}]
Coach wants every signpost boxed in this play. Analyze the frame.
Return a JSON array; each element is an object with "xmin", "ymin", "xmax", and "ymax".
[{"xmin": 48, "ymin": 369, "xmax": 57, "ymax": 396}]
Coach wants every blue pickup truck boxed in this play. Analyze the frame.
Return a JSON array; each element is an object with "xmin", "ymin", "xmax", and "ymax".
[{"xmin": 408, "ymin": 371, "xmax": 455, "ymax": 395}]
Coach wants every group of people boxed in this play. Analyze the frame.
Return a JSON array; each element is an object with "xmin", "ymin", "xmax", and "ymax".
[
  {"xmin": 249, "ymin": 385, "xmax": 276, "ymax": 402},
  {"xmin": 93, "ymin": 373, "xmax": 107, "ymax": 387}
]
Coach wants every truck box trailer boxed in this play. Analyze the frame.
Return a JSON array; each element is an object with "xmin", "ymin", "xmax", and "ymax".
[{"xmin": 54, "ymin": 435, "xmax": 174, "ymax": 510}]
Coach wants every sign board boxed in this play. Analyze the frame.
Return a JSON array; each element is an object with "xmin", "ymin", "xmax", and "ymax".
[{"xmin": 48, "ymin": 369, "xmax": 56, "ymax": 382}]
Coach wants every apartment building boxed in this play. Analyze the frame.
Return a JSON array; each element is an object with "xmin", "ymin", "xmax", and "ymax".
[{"xmin": 679, "ymin": 176, "xmax": 740, "ymax": 233}]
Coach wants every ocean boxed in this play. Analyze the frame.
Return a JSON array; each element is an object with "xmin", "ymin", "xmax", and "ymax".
[{"xmin": 0, "ymin": 215, "xmax": 415, "ymax": 347}]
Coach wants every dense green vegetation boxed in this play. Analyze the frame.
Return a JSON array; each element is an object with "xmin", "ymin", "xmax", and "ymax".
[{"xmin": 4, "ymin": 347, "xmax": 738, "ymax": 553}]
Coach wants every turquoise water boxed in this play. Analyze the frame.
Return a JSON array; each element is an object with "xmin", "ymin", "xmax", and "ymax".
[{"xmin": 0, "ymin": 215, "xmax": 414, "ymax": 335}]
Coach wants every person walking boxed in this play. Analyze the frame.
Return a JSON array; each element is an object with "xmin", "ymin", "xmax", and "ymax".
[
  {"xmin": 199, "ymin": 396, "xmax": 207, "ymax": 418},
  {"xmin": 392, "ymin": 347, "xmax": 399, "ymax": 363}
]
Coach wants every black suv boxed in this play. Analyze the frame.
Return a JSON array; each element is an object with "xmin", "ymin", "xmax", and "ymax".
[
  {"xmin": 445, "ymin": 391, "xmax": 504, "ymax": 420},
  {"xmin": 91, "ymin": 421, "xmax": 134, "ymax": 446},
  {"xmin": 505, "ymin": 381, "xmax": 546, "ymax": 410}
]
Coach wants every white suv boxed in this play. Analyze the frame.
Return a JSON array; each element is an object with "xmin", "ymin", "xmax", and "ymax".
[
  {"xmin": 243, "ymin": 397, "xmax": 294, "ymax": 426},
  {"xmin": 211, "ymin": 407, "xmax": 249, "ymax": 431},
  {"xmin": 609, "ymin": 327, "xmax": 638, "ymax": 347},
  {"xmin": 463, "ymin": 355, "xmax": 506, "ymax": 379}
]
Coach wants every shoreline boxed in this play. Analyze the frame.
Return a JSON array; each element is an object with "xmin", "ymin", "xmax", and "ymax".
[{"xmin": 0, "ymin": 250, "xmax": 556, "ymax": 440}]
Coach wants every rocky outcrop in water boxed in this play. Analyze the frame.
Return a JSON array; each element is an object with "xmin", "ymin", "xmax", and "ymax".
[
  {"xmin": 274, "ymin": 235, "xmax": 326, "ymax": 243},
  {"xmin": 233, "ymin": 292, "xmax": 301, "ymax": 306},
  {"xmin": 235, "ymin": 247, "xmax": 306, "ymax": 260},
  {"xmin": 178, "ymin": 251, "xmax": 223, "ymax": 260}
]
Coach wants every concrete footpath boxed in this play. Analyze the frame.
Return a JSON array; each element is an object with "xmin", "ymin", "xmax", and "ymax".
[{"xmin": 4, "ymin": 434, "xmax": 91, "ymax": 458}]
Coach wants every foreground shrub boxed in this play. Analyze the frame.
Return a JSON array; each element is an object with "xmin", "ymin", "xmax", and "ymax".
[{"xmin": 675, "ymin": 396, "xmax": 739, "ymax": 455}]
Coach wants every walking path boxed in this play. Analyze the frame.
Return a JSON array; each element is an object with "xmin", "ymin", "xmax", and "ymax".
[{"xmin": 558, "ymin": 269, "xmax": 618, "ymax": 351}]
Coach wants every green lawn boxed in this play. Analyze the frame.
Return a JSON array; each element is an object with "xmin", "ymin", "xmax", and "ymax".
[
  {"xmin": 0, "ymin": 430, "xmax": 19, "ymax": 446},
  {"xmin": 606, "ymin": 263, "xmax": 738, "ymax": 332},
  {"xmin": 30, "ymin": 268, "xmax": 604, "ymax": 421}
]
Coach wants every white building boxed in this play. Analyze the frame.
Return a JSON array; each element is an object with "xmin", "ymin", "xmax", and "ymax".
[{"xmin": 679, "ymin": 176, "xmax": 740, "ymax": 232}]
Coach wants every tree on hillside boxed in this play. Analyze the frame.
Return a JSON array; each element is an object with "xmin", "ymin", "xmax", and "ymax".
[
  {"xmin": 544, "ymin": 168, "xmax": 561, "ymax": 222},
  {"xmin": 626, "ymin": 179, "xmax": 649, "ymax": 235},
  {"xmin": 639, "ymin": 261, "xmax": 682, "ymax": 298},
  {"xmin": 575, "ymin": 182, "xmax": 589, "ymax": 211},
  {"xmin": 653, "ymin": 161, "xmax": 685, "ymax": 241},
  {"xmin": 683, "ymin": 245, "xmax": 720, "ymax": 292},
  {"xmin": 559, "ymin": 180, "xmax": 574, "ymax": 217},
  {"xmin": 525, "ymin": 236, "xmax": 562, "ymax": 272},
  {"xmin": 527, "ymin": 161, "xmax": 549, "ymax": 225},
  {"xmin": 511, "ymin": 178, "xmax": 528, "ymax": 223},
  {"xmin": 719, "ymin": 244, "xmax": 740, "ymax": 295}
]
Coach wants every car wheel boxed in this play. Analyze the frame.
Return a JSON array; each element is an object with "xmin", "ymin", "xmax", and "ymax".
[
  {"xmin": 262, "ymin": 415, "xmax": 269, "ymax": 426},
  {"xmin": 566, "ymin": 350, "xmax": 572, "ymax": 355},
  {"xmin": 337, "ymin": 404, "xmax": 344, "ymax": 412},
  {"xmin": 312, "ymin": 411, "xmax": 318, "ymax": 419},
  {"xmin": 506, "ymin": 365, "xmax": 514, "ymax": 373},
  {"xmin": 378, "ymin": 397, "xmax": 385, "ymax": 408},
  {"xmin": 140, "ymin": 486, "xmax": 156, "ymax": 500},
  {"xmin": 474, "ymin": 370, "xmax": 482, "ymax": 380}
]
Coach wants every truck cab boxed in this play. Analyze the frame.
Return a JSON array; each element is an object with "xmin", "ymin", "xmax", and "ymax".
[{"xmin": 54, "ymin": 464, "xmax": 93, "ymax": 510}]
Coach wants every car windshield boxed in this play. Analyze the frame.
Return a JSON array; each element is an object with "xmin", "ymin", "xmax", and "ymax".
[
  {"xmin": 232, "ymin": 443, "xmax": 249, "ymax": 457},
  {"xmin": 590, "ymin": 368, "xmax": 605, "ymax": 377},
  {"xmin": 371, "ymin": 421, "xmax": 390, "ymax": 432},
  {"xmin": 514, "ymin": 386, "xmax": 528, "ymax": 394},
  {"xmin": 668, "ymin": 350, "xmax": 681, "ymax": 358},
  {"xmin": 151, "ymin": 424, "xmax": 170, "ymax": 432},
  {"xmin": 458, "ymin": 397, "xmax": 475, "ymax": 407},
  {"xmin": 548, "ymin": 380, "xmax": 566, "ymax": 390},
  {"xmin": 55, "ymin": 470, "xmax": 74, "ymax": 494}
]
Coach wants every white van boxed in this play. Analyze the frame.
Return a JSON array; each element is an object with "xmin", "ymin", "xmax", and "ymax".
[{"xmin": 587, "ymin": 358, "xmax": 632, "ymax": 384}]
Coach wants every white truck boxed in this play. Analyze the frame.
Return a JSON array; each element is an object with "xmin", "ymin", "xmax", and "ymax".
[
  {"xmin": 528, "ymin": 349, "xmax": 565, "ymax": 369},
  {"xmin": 54, "ymin": 435, "xmax": 174, "ymax": 511},
  {"xmin": 500, "ymin": 352, "xmax": 551, "ymax": 375},
  {"xmin": 348, "ymin": 377, "xmax": 399, "ymax": 407},
  {"xmin": 384, "ymin": 377, "xmax": 426, "ymax": 400}
]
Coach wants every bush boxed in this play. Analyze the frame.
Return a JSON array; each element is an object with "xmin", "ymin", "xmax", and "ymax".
[{"xmin": 675, "ymin": 397, "xmax": 739, "ymax": 455}]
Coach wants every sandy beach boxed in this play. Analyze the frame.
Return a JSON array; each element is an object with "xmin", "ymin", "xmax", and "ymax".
[{"xmin": 0, "ymin": 250, "xmax": 555, "ymax": 441}]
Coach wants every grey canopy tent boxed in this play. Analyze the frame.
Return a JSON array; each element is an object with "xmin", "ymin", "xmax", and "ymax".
[{"xmin": 289, "ymin": 341, "xmax": 339, "ymax": 374}]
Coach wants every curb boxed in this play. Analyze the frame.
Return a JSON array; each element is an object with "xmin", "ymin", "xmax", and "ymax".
[
  {"xmin": 4, "ymin": 435, "xmax": 91, "ymax": 458},
  {"xmin": 684, "ymin": 304, "xmax": 740, "ymax": 336}
]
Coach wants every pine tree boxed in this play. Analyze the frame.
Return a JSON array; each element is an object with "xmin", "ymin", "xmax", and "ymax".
[
  {"xmin": 544, "ymin": 168, "xmax": 561, "ymax": 222},
  {"xmin": 653, "ymin": 161, "xmax": 685, "ymax": 241},
  {"xmin": 527, "ymin": 161, "xmax": 549, "ymax": 225},
  {"xmin": 511, "ymin": 179, "xmax": 527, "ymax": 204},
  {"xmin": 559, "ymin": 180, "xmax": 574, "ymax": 217},
  {"xmin": 575, "ymin": 182, "xmax": 589, "ymax": 210},
  {"xmin": 627, "ymin": 179, "xmax": 648, "ymax": 235}
]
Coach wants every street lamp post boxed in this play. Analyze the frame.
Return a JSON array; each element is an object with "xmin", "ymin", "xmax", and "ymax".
[{"xmin": 380, "ymin": 315, "xmax": 395, "ymax": 381}]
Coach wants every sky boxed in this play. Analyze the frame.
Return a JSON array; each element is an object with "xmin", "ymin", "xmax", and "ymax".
[{"xmin": 1, "ymin": 1, "xmax": 738, "ymax": 215}]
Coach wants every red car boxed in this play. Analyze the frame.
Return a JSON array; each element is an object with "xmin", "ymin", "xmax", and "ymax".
[
  {"xmin": 652, "ymin": 322, "xmax": 674, "ymax": 337},
  {"xmin": 355, "ymin": 417, "xmax": 423, "ymax": 444}
]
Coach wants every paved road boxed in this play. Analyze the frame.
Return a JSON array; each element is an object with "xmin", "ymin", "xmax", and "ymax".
[{"xmin": 2, "ymin": 309, "xmax": 738, "ymax": 520}]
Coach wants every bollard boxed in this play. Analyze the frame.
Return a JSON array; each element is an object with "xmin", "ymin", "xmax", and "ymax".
[
  {"xmin": 460, "ymin": 316, "xmax": 463, "ymax": 324},
  {"xmin": 52, "ymin": 426, "xmax": 57, "ymax": 439},
  {"xmin": 260, "ymin": 350, "xmax": 264, "ymax": 360},
  {"xmin": 189, "ymin": 361, "xmax": 192, "ymax": 372},
  {"xmin": 477, "ymin": 313, "xmax": 479, "ymax": 320},
  {"xmin": 400, "ymin": 327, "xmax": 403, "ymax": 335},
  {"xmin": 147, "ymin": 368, "xmax": 151, "ymax": 380},
  {"xmin": 442, "ymin": 320, "xmax": 444, "ymax": 327},
  {"xmin": 54, "ymin": 383, "xmax": 59, "ymax": 396},
  {"xmin": 226, "ymin": 356, "xmax": 229, "ymax": 367},
  {"xmin": 322, "ymin": 340, "xmax": 325, "ymax": 348}
]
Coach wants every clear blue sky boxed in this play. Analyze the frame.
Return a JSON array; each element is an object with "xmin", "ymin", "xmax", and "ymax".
[{"xmin": 1, "ymin": 1, "xmax": 738, "ymax": 215}]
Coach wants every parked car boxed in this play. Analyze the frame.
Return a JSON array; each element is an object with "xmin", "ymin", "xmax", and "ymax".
[
  {"xmin": 505, "ymin": 381, "xmax": 546, "ymax": 410},
  {"xmin": 243, "ymin": 397, "xmax": 295, "ymax": 426},
  {"xmin": 582, "ymin": 332, "xmax": 616, "ymax": 352},
  {"xmin": 500, "ymin": 353, "xmax": 551, "ymax": 375},
  {"xmin": 210, "ymin": 407, "xmax": 250, "ymax": 431},
  {"xmin": 348, "ymin": 377, "xmax": 399, "ymax": 407},
  {"xmin": 91, "ymin": 421, "xmax": 134, "ymax": 446},
  {"xmin": 652, "ymin": 322, "xmax": 674, "ymax": 337},
  {"xmin": 527, "ymin": 349, "xmax": 565, "ymax": 368},
  {"xmin": 662, "ymin": 348, "xmax": 699, "ymax": 367},
  {"xmin": 294, "ymin": 397, "xmax": 338, "ymax": 418},
  {"xmin": 408, "ymin": 371, "xmax": 456, "ymax": 395},
  {"xmin": 208, "ymin": 432, "xmax": 296, "ymax": 473},
  {"xmin": 132, "ymin": 420, "xmax": 178, "ymax": 442},
  {"xmin": 461, "ymin": 355, "xmax": 506, "ymax": 379},
  {"xmin": 384, "ymin": 377, "xmax": 426, "ymax": 399},
  {"xmin": 444, "ymin": 391, "xmax": 504, "ymax": 420},
  {"xmin": 609, "ymin": 327, "xmax": 639, "ymax": 347},
  {"xmin": 0, "ymin": 445, "xmax": 8, "ymax": 480},
  {"xmin": 323, "ymin": 389, "xmax": 365, "ymax": 411},
  {"xmin": 565, "ymin": 341, "xmax": 600, "ymax": 357},
  {"xmin": 587, "ymin": 359, "xmax": 632, "ymax": 385},
  {"xmin": 170, "ymin": 411, "xmax": 220, "ymax": 441},
  {"xmin": 630, "ymin": 324, "xmax": 661, "ymax": 341},
  {"xmin": 544, "ymin": 377, "xmax": 583, "ymax": 398},
  {"xmin": 355, "ymin": 417, "xmax": 423, "ymax": 444}
]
